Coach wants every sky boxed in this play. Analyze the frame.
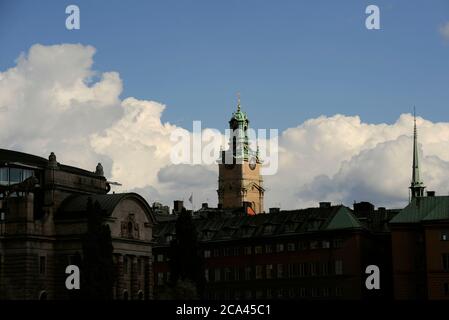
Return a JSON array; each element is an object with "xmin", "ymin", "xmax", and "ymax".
[{"xmin": 1, "ymin": 0, "xmax": 449, "ymax": 210}]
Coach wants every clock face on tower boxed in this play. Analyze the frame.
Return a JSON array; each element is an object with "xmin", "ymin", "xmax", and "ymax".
[{"xmin": 249, "ymin": 157, "xmax": 256, "ymax": 170}]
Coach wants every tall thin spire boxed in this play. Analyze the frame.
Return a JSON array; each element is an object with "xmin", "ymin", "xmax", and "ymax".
[
  {"xmin": 237, "ymin": 92, "xmax": 241, "ymax": 112},
  {"xmin": 410, "ymin": 107, "xmax": 425, "ymax": 200}
]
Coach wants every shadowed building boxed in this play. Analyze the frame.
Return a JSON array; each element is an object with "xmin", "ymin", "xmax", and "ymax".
[
  {"xmin": 390, "ymin": 113, "xmax": 449, "ymax": 300},
  {"xmin": 153, "ymin": 202, "xmax": 396, "ymax": 300},
  {"xmin": 0, "ymin": 149, "xmax": 155, "ymax": 300}
]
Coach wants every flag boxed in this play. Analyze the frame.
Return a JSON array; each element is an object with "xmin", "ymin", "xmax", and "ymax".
[{"xmin": 188, "ymin": 193, "xmax": 193, "ymax": 204}]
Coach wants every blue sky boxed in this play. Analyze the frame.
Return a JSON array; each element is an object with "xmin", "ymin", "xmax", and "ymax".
[{"xmin": 1, "ymin": 0, "xmax": 449, "ymax": 131}]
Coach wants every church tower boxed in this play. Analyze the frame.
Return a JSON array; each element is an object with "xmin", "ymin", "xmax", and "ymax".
[
  {"xmin": 217, "ymin": 95, "xmax": 264, "ymax": 214},
  {"xmin": 410, "ymin": 109, "xmax": 426, "ymax": 200}
]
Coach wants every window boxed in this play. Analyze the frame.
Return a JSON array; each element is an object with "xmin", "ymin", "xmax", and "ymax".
[
  {"xmin": 224, "ymin": 267, "xmax": 232, "ymax": 281},
  {"xmin": 213, "ymin": 248, "xmax": 220, "ymax": 257},
  {"xmin": 310, "ymin": 241, "xmax": 320, "ymax": 249},
  {"xmin": 224, "ymin": 247, "xmax": 232, "ymax": 257},
  {"xmin": 310, "ymin": 262, "xmax": 317, "ymax": 276},
  {"xmin": 39, "ymin": 256, "xmax": 46, "ymax": 275},
  {"xmin": 276, "ymin": 243, "xmax": 284, "ymax": 253},
  {"xmin": 322, "ymin": 240, "xmax": 331, "ymax": 249},
  {"xmin": 214, "ymin": 268, "xmax": 221, "ymax": 282},
  {"xmin": 157, "ymin": 272, "xmax": 164, "ymax": 285},
  {"xmin": 442, "ymin": 253, "xmax": 449, "ymax": 271},
  {"xmin": 277, "ymin": 264, "xmax": 284, "ymax": 278},
  {"xmin": 266, "ymin": 264, "xmax": 273, "ymax": 279},
  {"xmin": 299, "ymin": 263, "xmax": 306, "ymax": 277},
  {"xmin": 0, "ymin": 168, "xmax": 8, "ymax": 185},
  {"xmin": 156, "ymin": 254, "xmax": 164, "ymax": 262},
  {"xmin": 124, "ymin": 256, "xmax": 129, "ymax": 274},
  {"xmin": 322, "ymin": 262, "xmax": 330, "ymax": 276},
  {"xmin": 335, "ymin": 260, "xmax": 343, "ymax": 275},
  {"xmin": 137, "ymin": 258, "xmax": 142, "ymax": 275},
  {"xmin": 287, "ymin": 243, "xmax": 296, "ymax": 251},
  {"xmin": 265, "ymin": 244, "xmax": 273, "ymax": 253},
  {"xmin": 244, "ymin": 267, "xmax": 252, "ymax": 280},
  {"xmin": 244, "ymin": 246, "xmax": 252, "ymax": 255},
  {"xmin": 255, "ymin": 265, "xmax": 263, "ymax": 279},
  {"xmin": 263, "ymin": 224, "xmax": 274, "ymax": 234},
  {"xmin": 255, "ymin": 246, "xmax": 263, "ymax": 254},
  {"xmin": 441, "ymin": 231, "xmax": 449, "ymax": 241},
  {"xmin": 299, "ymin": 241, "xmax": 308, "ymax": 250},
  {"xmin": 204, "ymin": 269, "xmax": 209, "ymax": 282},
  {"xmin": 335, "ymin": 287, "xmax": 343, "ymax": 297},
  {"xmin": 204, "ymin": 250, "xmax": 211, "ymax": 258},
  {"xmin": 333, "ymin": 239, "xmax": 344, "ymax": 248}
]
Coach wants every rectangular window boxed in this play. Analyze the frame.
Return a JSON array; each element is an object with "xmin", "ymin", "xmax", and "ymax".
[
  {"xmin": 287, "ymin": 243, "xmax": 296, "ymax": 251},
  {"xmin": 265, "ymin": 244, "xmax": 273, "ymax": 253},
  {"xmin": 299, "ymin": 263, "xmax": 306, "ymax": 277},
  {"xmin": 277, "ymin": 264, "xmax": 284, "ymax": 278},
  {"xmin": 224, "ymin": 248, "xmax": 232, "ymax": 257},
  {"xmin": 214, "ymin": 268, "xmax": 221, "ymax": 282},
  {"xmin": 137, "ymin": 258, "xmax": 142, "ymax": 276},
  {"xmin": 322, "ymin": 262, "xmax": 330, "ymax": 276},
  {"xmin": 39, "ymin": 256, "xmax": 46, "ymax": 275},
  {"xmin": 204, "ymin": 250, "xmax": 211, "ymax": 258},
  {"xmin": 205, "ymin": 269, "xmax": 209, "ymax": 282},
  {"xmin": 442, "ymin": 253, "xmax": 449, "ymax": 271},
  {"xmin": 333, "ymin": 239, "xmax": 344, "ymax": 248},
  {"xmin": 224, "ymin": 267, "xmax": 232, "ymax": 281},
  {"xmin": 335, "ymin": 287, "xmax": 343, "ymax": 297},
  {"xmin": 213, "ymin": 249, "xmax": 220, "ymax": 257},
  {"xmin": 276, "ymin": 243, "xmax": 284, "ymax": 253},
  {"xmin": 9, "ymin": 168, "xmax": 23, "ymax": 184},
  {"xmin": 244, "ymin": 267, "xmax": 252, "ymax": 280},
  {"xmin": 255, "ymin": 246, "xmax": 263, "ymax": 254},
  {"xmin": 0, "ymin": 168, "xmax": 9, "ymax": 185},
  {"xmin": 335, "ymin": 260, "xmax": 343, "ymax": 275},
  {"xmin": 441, "ymin": 231, "xmax": 449, "ymax": 241},
  {"xmin": 266, "ymin": 264, "xmax": 273, "ymax": 279},
  {"xmin": 157, "ymin": 272, "xmax": 164, "ymax": 285},
  {"xmin": 255, "ymin": 265, "xmax": 263, "ymax": 279},
  {"xmin": 310, "ymin": 241, "xmax": 320, "ymax": 249},
  {"xmin": 244, "ymin": 246, "xmax": 252, "ymax": 255},
  {"xmin": 322, "ymin": 240, "xmax": 331, "ymax": 249},
  {"xmin": 124, "ymin": 256, "xmax": 129, "ymax": 274},
  {"xmin": 156, "ymin": 254, "xmax": 164, "ymax": 262},
  {"xmin": 310, "ymin": 262, "xmax": 317, "ymax": 276}
]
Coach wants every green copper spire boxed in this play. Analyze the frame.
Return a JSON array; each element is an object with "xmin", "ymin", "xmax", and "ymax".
[{"xmin": 410, "ymin": 107, "xmax": 425, "ymax": 200}]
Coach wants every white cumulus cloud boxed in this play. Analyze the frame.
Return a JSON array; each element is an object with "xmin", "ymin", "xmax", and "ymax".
[{"xmin": 2, "ymin": 43, "xmax": 449, "ymax": 211}]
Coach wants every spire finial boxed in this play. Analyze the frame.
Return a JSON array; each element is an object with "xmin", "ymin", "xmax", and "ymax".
[{"xmin": 237, "ymin": 92, "xmax": 241, "ymax": 112}]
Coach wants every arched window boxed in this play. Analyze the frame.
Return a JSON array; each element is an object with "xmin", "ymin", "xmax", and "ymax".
[
  {"xmin": 39, "ymin": 291, "xmax": 47, "ymax": 300},
  {"xmin": 123, "ymin": 290, "xmax": 129, "ymax": 300},
  {"xmin": 127, "ymin": 221, "xmax": 133, "ymax": 238}
]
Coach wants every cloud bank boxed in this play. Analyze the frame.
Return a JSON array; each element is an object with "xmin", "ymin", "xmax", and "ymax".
[
  {"xmin": 2, "ymin": 43, "xmax": 449, "ymax": 210},
  {"xmin": 440, "ymin": 22, "xmax": 449, "ymax": 41}
]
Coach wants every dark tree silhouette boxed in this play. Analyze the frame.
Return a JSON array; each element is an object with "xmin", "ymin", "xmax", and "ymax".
[
  {"xmin": 80, "ymin": 198, "xmax": 114, "ymax": 300},
  {"xmin": 168, "ymin": 208, "xmax": 205, "ymax": 299}
]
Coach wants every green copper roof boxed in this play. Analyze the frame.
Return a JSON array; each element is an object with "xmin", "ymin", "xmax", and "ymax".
[
  {"xmin": 390, "ymin": 196, "xmax": 449, "ymax": 224},
  {"xmin": 231, "ymin": 109, "xmax": 248, "ymax": 122},
  {"xmin": 325, "ymin": 206, "xmax": 362, "ymax": 230}
]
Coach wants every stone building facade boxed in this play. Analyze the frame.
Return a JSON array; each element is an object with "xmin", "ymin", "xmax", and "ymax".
[{"xmin": 0, "ymin": 149, "xmax": 155, "ymax": 300}]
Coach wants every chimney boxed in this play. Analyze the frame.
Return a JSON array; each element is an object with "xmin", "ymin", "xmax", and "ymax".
[
  {"xmin": 173, "ymin": 200, "xmax": 184, "ymax": 214},
  {"xmin": 202, "ymin": 202, "xmax": 208, "ymax": 209},
  {"xmin": 427, "ymin": 191, "xmax": 435, "ymax": 197},
  {"xmin": 319, "ymin": 202, "xmax": 331, "ymax": 208}
]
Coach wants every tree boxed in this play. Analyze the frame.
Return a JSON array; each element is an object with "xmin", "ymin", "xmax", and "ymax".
[
  {"xmin": 80, "ymin": 198, "xmax": 114, "ymax": 300},
  {"xmin": 168, "ymin": 208, "xmax": 205, "ymax": 299}
]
